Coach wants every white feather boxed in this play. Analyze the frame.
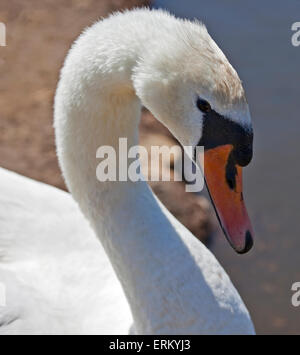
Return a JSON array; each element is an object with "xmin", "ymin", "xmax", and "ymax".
[{"xmin": 0, "ymin": 9, "xmax": 255, "ymax": 335}]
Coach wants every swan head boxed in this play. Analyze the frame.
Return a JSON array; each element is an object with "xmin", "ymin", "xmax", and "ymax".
[{"xmin": 133, "ymin": 19, "xmax": 254, "ymax": 254}]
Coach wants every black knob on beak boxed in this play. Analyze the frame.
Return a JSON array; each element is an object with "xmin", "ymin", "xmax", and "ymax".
[{"xmin": 233, "ymin": 143, "xmax": 253, "ymax": 167}]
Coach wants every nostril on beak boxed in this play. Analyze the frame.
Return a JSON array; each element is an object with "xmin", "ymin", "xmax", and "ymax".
[{"xmin": 225, "ymin": 151, "xmax": 238, "ymax": 190}]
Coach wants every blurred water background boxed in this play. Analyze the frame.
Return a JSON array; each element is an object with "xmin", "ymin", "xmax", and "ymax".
[{"xmin": 154, "ymin": 0, "xmax": 300, "ymax": 334}]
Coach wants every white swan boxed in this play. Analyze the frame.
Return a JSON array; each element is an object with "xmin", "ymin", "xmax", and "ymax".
[{"xmin": 0, "ymin": 9, "xmax": 255, "ymax": 335}]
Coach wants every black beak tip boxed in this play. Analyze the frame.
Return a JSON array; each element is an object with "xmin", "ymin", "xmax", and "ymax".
[{"xmin": 236, "ymin": 230, "xmax": 254, "ymax": 254}]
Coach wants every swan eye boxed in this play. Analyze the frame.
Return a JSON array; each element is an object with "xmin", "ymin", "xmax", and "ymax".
[{"xmin": 196, "ymin": 98, "xmax": 211, "ymax": 113}]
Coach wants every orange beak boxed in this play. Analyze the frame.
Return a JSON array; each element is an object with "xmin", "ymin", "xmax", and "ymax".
[{"xmin": 198, "ymin": 144, "xmax": 254, "ymax": 254}]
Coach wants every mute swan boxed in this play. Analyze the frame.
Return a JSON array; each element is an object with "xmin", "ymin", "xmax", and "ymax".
[{"xmin": 0, "ymin": 9, "xmax": 255, "ymax": 335}]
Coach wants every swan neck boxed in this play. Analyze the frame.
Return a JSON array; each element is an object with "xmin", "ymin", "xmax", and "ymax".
[{"xmin": 55, "ymin": 17, "xmax": 204, "ymax": 334}]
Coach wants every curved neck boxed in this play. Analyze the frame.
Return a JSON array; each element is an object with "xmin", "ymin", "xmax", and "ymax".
[{"xmin": 55, "ymin": 14, "xmax": 210, "ymax": 334}]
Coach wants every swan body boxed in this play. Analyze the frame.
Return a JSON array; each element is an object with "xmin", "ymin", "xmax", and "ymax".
[
  {"xmin": 0, "ymin": 9, "xmax": 255, "ymax": 334},
  {"xmin": 0, "ymin": 168, "xmax": 132, "ymax": 334}
]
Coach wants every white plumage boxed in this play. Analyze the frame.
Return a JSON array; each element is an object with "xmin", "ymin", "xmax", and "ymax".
[
  {"xmin": 0, "ymin": 168, "xmax": 132, "ymax": 334},
  {"xmin": 0, "ymin": 9, "xmax": 255, "ymax": 335}
]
